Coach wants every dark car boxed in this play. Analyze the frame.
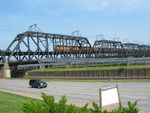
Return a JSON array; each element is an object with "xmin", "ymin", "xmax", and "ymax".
[{"xmin": 29, "ymin": 79, "xmax": 47, "ymax": 88}]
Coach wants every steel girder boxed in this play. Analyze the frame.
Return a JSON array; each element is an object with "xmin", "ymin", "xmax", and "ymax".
[
  {"xmin": 122, "ymin": 43, "xmax": 140, "ymax": 57},
  {"xmin": 1, "ymin": 31, "xmax": 150, "ymax": 65},
  {"xmin": 93, "ymin": 40, "xmax": 150, "ymax": 58},
  {"xmin": 93, "ymin": 40, "xmax": 124, "ymax": 57},
  {"xmin": 4, "ymin": 31, "xmax": 92, "ymax": 64}
]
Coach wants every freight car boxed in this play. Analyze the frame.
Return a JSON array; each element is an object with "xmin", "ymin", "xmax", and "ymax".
[{"xmin": 55, "ymin": 46, "xmax": 93, "ymax": 52}]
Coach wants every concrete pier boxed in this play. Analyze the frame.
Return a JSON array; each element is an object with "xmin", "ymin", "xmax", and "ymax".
[{"xmin": 0, "ymin": 59, "xmax": 11, "ymax": 78}]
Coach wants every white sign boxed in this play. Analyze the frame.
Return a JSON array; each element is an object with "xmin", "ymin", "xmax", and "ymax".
[{"xmin": 99, "ymin": 85, "xmax": 121, "ymax": 108}]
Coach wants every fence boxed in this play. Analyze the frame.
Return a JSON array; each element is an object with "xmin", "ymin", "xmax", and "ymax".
[{"xmin": 18, "ymin": 57, "xmax": 150, "ymax": 70}]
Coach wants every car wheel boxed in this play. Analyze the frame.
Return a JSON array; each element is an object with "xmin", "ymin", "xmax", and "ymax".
[
  {"xmin": 30, "ymin": 85, "xmax": 33, "ymax": 88},
  {"xmin": 38, "ymin": 85, "xmax": 41, "ymax": 89}
]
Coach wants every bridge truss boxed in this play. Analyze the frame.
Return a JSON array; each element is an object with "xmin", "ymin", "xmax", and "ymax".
[
  {"xmin": 0, "ymin": 31, "xmax": 150, "ymax": 65},
  {"xmin": 2, "ymin": 31, "xmax": 92, "ymax": 65}
]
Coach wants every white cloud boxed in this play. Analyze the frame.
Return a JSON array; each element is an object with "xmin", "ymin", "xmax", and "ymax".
[
  {"xmin": 61, "ymin": 0, "xmax": 150, "ymax": 13},
  {"xmin": 18, "ymin": 0, "xmax": 150, "ymax": 14}
]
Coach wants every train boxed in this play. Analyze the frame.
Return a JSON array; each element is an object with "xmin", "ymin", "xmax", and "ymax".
[{"xmin": 55, "ymin": 46, "xmax": 93, "ymax": 52}]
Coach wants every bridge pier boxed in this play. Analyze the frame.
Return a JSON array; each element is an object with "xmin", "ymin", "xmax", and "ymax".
[{"xmin": 0, "ymin": 59, "xmax": 11, "ymax": 78}]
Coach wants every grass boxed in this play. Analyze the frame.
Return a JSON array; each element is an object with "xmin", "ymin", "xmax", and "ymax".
[
  {"xmin": 0, "ymin": 91, "xmax": 140, "ymax": 113},
  {"xmin": 31, "ymin": 64, "xmax": 150, "ymax": 72},
  {"xmin": 44, "ymin": 79, "xmax": 150, "ymax": 82},
  {"xmin": 0, "ymin": 91, "xmax": 39, "ymax": 113},
  {"xmin": 4, "ymin": 78, "xmax": 150, "ymax": 82}
]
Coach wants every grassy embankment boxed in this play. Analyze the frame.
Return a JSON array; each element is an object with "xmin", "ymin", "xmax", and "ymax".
[
  {"xmin": 31, "ymin": 64, "xmax": 150, "ymax": 72},
  {"xmin": 0, "ymin": 91, "xmax": 39, "ymax": 113},
  {"xmin": 0, "ymin": 91, "xmax": 140, "ymax": 113},
  {"xmin": 6, "ymin": 77, "xmax": 150, "ymax": 82}
]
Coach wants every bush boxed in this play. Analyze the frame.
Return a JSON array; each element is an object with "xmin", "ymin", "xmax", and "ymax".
[{"xmin": 22, "ymin": 93, "xmax": 139, "ymax": 113}]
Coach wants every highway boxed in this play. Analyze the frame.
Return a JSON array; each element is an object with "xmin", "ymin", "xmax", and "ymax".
[{"xmin": 0, "ymin": 79, "xmax": 150, "ymax": 113}]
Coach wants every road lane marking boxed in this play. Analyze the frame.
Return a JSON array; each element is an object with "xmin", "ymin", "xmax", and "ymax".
[
  {"xmin": 120, "ymin": 89, "xmax": 150, "ymax": 93},
  {"xmin": 47, "ymin": 85, "xmax": 150, "ymax": 93},
  {"xmin": 48, "ymin": 85, "xmax": 98, "ymax": 90}
]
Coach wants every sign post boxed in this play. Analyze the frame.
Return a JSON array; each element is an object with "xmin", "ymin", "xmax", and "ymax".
[{"xmin": 99, "ymin": 88, "xmax": 102, "ymax": 109}]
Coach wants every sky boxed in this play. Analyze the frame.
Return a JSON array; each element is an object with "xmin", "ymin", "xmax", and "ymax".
[{"xmin": 0, "ymin": 0, "xmax": 150, "ymax": 49}]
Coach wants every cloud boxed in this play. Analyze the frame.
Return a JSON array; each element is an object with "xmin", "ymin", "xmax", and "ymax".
[{"xmin": 61, "ymin": 0, "xmax": 150, "ymax": 13}]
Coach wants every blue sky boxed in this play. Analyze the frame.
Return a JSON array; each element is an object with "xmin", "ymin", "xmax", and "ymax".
[{"xmin": 0, "ymin": 0, "xmax": 150, "ymax": 49}]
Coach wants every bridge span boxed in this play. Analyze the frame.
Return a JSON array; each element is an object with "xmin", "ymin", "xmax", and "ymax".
[{"xmin": 0, "ymin": 31, "xmax": 150, "ymax": 66}]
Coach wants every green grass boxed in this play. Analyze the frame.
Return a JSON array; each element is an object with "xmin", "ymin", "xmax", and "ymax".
[
  {"xmin": 5, "ymin": 78, "xmax": 150, "ymax": 82},
  {"xmin": 31, "ymin": 64, "xmax": 150, "ymax": 72},
  {"xmin": 0, "ymin": 91, "xmax": 39, "ymax": 113},
  {"xmin": 43, "ymin": 79, "xmax": 150, "ymax": 82},
  {"xmin": 0, "ymin": 92, "xmax": 140, "ymax": 113}
]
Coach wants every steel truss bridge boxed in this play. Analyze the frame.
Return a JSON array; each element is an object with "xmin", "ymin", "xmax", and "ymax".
[{"xmin": 0, "ymin": 31, "xmax": 150, "ymax": 65}]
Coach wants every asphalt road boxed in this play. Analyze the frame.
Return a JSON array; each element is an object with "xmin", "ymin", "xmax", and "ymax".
[{"xmin": 0, "ymin": 79, "xmax": 150, "ymax": 112}]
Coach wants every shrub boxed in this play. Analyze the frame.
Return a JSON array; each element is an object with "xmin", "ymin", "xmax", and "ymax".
[
  {"xmin": 22, "ymin": 93, "xmax": 139, "ymax": 113},
  {"xmin": 123, "ymin": 101, "xmax": 139, "ymax": 113}
]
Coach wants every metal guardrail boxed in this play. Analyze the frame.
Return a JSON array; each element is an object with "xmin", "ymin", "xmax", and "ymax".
[
  {"xmin": 18, "ymin": 57, "xmax": 150, "ymax": 69},
  {"xmin": 39, "ymin": 57, "xmax": 150, "ymax": 64}
]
